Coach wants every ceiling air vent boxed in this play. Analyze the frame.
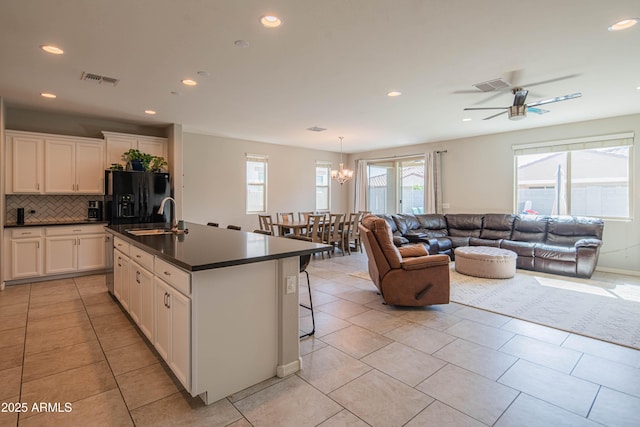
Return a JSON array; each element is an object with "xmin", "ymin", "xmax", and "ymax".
[
  {"xmin": 80, "ymin": 72, "xmax": 119, "ymax": 86},
  {"xmin": 473, "ymin": 78, "xmax": 510, "ymax": 92},
  {"xmin": 306, "ymin": 126, "xmax": 327, "ymax": 132}
]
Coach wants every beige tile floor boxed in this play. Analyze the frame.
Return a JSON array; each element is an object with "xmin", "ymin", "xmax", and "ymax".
[{"xmin": 1, "ymin": 251, "xmax": 640, "ymax": 426}]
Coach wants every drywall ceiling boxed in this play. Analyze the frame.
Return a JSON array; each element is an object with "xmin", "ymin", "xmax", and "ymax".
[{"xmin": 0, "ymin": 0, "xmax": 639, "ymax": 153}]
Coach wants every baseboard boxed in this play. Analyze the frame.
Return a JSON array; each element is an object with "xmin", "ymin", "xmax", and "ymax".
[
  {"xmin": 595, "ymin": 266, "xmax": 640, "ymax": 277},
  {"xmin": 276, "ymin": 358, "xmax": 302, "ymax": 378}
]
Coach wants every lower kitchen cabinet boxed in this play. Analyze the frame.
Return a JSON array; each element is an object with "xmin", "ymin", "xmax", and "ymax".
[
  {"xmin": 154, "ymin": 277, "xmax": 191, "ymax": 390},
  {"xmin": 8, "ymin": 228, "xmax": 44, "ymax": 279},
  {"xmin": 113, "ymin": 249, "xmax": 130, "ymax": 311},
  {"xmin": 129, "ymin": 260, "xmax": 154, "ymax": 341},
  {"xmin": 45, "ymin": 225, "xmax": 107, "ymax": 275}
]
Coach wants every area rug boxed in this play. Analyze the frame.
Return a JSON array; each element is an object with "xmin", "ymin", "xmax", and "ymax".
[{"xmin": 350, "ymin": 269, "xmax": 640, "ymax": 349}]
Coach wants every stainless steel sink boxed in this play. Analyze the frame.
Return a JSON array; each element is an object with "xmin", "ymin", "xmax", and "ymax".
[{"xmin": 126, "ymin": 228, "xmax": 174, "ymax": 236}]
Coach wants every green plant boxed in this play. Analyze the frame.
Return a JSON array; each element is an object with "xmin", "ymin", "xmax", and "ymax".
[
  {"xmin": 149, "ymin": 156, "xmax": 168, "ymax": 172},
  {"xmin": 122, "ymin": 149, "xmax": 154, "ymax": 171}
]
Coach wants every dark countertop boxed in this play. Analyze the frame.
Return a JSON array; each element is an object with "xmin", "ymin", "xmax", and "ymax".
[
  {"xmin": 5, "ymin": 220, "xmax": 109, "ymax": 228},
  {"xmin": 106, "ymin": 222, "xmax": 331, "ymax": 272}
]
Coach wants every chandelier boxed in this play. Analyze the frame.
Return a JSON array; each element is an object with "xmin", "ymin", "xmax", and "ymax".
[{"xmin": 331, "ymin": 136, "xmax": 354, "ymax": 185}]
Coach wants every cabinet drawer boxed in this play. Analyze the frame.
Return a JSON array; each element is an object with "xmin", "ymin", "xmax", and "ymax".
[
  {"xmin": 45, "ymin": 225, "xmax": 106, "ymax": 236},
  {"xmin": 11, "ymin": 228, "xmax": 44, "ymax": 238},
  {"xmin": 154, "ymin": 258, "xmax": 190, "ymax": 297},
  {"xmin": 113, "ymin": 237, "xmax": 130, "ymax": 255},
  {"xmin": 130, "ymin": 245, "xmax": 153, "ymax": 271}
]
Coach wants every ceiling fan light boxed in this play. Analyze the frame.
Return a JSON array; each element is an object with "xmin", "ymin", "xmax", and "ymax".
[
  {"xmin": 508, "ymin": 105, "xmax": 527, "ymax": 120},
  {"xmin": 608, "ymin": 18, "xmax": 638, "ymax": 31}
]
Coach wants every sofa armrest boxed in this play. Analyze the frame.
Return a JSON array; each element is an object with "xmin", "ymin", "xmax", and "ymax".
[
  {"xmin": 575, "ymin": 238, "xmax": 602, "ymax": 248},
  {"xmin": 398, "ymin": 244, "xmax": 429, "ymax": 257},
  {"xmin": 393, "ymin": 236, "xmax": 410, "ymax": 246},
  {"xmin": 401, "ymin": 254, "xmax": 450, "ymax": 270}
]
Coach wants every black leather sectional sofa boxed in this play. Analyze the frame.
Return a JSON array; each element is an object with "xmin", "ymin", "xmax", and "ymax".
[{"xmin": 378, "ymin": 213, "xmax": 604, "ymax": 278}]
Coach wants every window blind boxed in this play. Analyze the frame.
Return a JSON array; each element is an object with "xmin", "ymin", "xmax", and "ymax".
[{"xmin": 512, "ymin": 132, "xmax": 634, "ymax": 156}]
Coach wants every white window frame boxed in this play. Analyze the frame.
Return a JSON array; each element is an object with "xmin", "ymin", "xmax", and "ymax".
[
  {"xmin": 513, "ymin": 132, "xmax": 634, "ymax": 220},
  {"xmin": 246, "ymin": 154, "xmax": 268, "ymax": 214},
  {"xmin": 315, "ymin": 161, "xmax": 331, "ymax": 211}
]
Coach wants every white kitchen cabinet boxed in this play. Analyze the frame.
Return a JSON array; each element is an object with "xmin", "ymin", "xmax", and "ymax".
[
  {"xmin": 5, "ymin": 130, "xmax": 104, "ymax": 195},
  {"xmin": 114, "ymin": 249, "xmax": 130, "ymax": 311},
  {"xmin": 129, "ymin": 246, "xmax": 154, "ymax": 341},
  {"xmin": 103, "ymin": 131, "xmax": 168, "ymax": 169},
  {"xmin": 7, "ymin": 228, "xmax": 44, "ymax": 279},
  {"xmin": 44, "ymin": 225, "xmax": 107, "ymax": 275},
  {"xmin": 154, "ymin": 276, "xmax": 191, "ymax": 390},
  {"xmin": 44, "ymin": 138, "xmax": 104, "ymax": 194},
  {"xmin": 7, "ymin": 132, "xmax": 44, "ymax": 194}
]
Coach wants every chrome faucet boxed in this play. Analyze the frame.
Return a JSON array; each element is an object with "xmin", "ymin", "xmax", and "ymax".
[{"xmin": 158, "ymin": 196, "xmax": 177, "ymax": 230}]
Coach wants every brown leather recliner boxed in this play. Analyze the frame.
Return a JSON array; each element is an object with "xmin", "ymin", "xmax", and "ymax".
[{"xmin": 359, "ymin": 215, "xmax": 450, "ymax": 306}]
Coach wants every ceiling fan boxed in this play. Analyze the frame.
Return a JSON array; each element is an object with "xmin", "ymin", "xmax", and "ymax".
[{"xmin": 463, "ymin": 88, "xmax": 582, "ymax": 120}]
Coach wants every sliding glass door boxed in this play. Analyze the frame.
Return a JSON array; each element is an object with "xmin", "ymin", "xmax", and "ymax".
[{"xmin": 367, "ymin": 157, "xmax": 425, "ymax": 214}]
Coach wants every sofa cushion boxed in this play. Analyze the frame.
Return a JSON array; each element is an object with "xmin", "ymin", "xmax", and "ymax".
[
  {"xmin": 415, "ymin": 214, "xmax": 449, "ymax": 237},
  {"xmin": 470, "ymin": 237, "xmax": 501, "ymax": 248},
  {"xmin": 511, "ymin": 215, "xmax": 549, "ymax": 242},
  {"xmin": 534, "ymin": 244, "xmax": 577, "ymax": 262},
  {"xmin": 480, "ymin": 214, "xmax": 516, "ymax": 240},
  {"xmin": 546, "ymin": 216, "xmax": 604, "ymax": 246},
  {"xmin": 398, "ymin": 244, "xmax": 429, "ymax": 258},
  {"xmin": 362, "ymin": 215, "xmax": 403, "ymax": 268},
  {"xmin": 393, "ymin": 213, "xmax": 421, "ymax": 235},
  {"xmin": 377, "ymin": 214, "xmax": 399, "ymax": 233},
  {"xmin": 501, "ymin": 240, "xmax": 536, "ymax": 257},
  {"xmin": 445, "ymin": 214, "xmax": 483, "ymax": 237}
]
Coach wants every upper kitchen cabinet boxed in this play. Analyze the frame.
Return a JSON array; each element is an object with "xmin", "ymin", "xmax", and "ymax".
[
  {"xmin": 103, "ymin": 131, "xmax": 168, "ymax": 169},
  {"xmin": 5, "ymin": 130, "xmax": 105, "ymax": 195},
  {"xmin": 44, "ymin": 138, "xmax": 105, "ymax": 194}
]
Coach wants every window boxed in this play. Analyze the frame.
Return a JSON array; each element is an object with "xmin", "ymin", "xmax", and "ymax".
[
  {"xmin": 514, "ymin": 133, "xmax": 633, "ymax": 219},
  {"xmin": 315, "ymin": 162, "xmax": 331, "ymax": 211},
  {"xmin": 367, "ymin": 157, "xmax": 425, "ymax": 214},
  {"xmin": 246, "ymin": 154, "xmax": 267, "ymax": 213}
]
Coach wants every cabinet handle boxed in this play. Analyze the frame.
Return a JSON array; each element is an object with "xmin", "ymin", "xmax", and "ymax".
[
  {"xmin": 136, "ymin": 270, "xmax": 141, "ymax": 284},
  {"xmin": 163, "ymin": 271, "xmax": 171, "ymax": 276},
  {"xmin": 163, "ymin": 292, "xmax": 168, "ymax": 308},
  {"xmin": 136, "ymin": 254, "xmax": 142, "ymax": 258},
  {"xmin": 37, "ymin": 241, "xmax": 40, "ymax": 248},
  {"xmin": 37, "ymin": 183, "xmax": 40, "ymax": 190},
  {"xmin": 21, "ymin": 232, "xmax": 32, "ymax": 235},
  {"xmin": 117, "ymin": 257, "xmax": 122, "ymax": 267},
  {"xmin": 166, "ymin": 293, "xmax": 171, "ymax": 309},
  {"xmin": 73, "ymin": 229, "xmax": 82, "ymax": 232}
]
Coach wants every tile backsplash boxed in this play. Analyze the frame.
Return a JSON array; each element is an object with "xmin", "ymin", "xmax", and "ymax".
[{"xmin": 5, "ymin": 195, "xmax": 101, "ymax": 224}]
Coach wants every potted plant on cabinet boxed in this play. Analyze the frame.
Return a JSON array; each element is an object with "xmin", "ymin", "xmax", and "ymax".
[{"xmin": 122, "ymin": 149, "xmax": 153, "ymax": 171}]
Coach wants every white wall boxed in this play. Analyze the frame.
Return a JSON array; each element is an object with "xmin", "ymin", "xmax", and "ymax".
[
  {"xmin": 182, "ymin": 133, "xmax": 347, "ymax": 232},
  {"xmin": 348, "ymin": 113, "xmax": 640, "ymax": 275}
]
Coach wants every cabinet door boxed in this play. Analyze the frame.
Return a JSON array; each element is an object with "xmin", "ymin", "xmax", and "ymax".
[
  {"xmin": 139, "ymin": 267, "xmax": 154, "ymax": 341},
  {"xmin": 114, "ymin": 250, "xmax": 130, "ymax": 311},
  {"xmin": 154, "ymin": 278, "xmax": 171, "ymax": 362},
  {"xmin": 10, "ymin": 238, "xmax": 43, "ymax": 278},
  {"xmin": 105, "ymin": 137, "xmax": 135, "ymax": 169},
  {"xmin": 137, "ymin": 138, "xmax": 167, "ymax": 160},
  {"xmin": 13, "ymin": 136, "xmax": 43, "ymax": 193},
  {"xmin": 44, "ymin": 236, "xmax": 77, "ymax": 274},
  {"xmin": 129, "ymin": 261, "xmax": 143, "ymax": 325},
  {"xmin": 77, "ymin": 234, "xmax": 106, "ymax": 271},
  {"xmin": 76, "ymin": 142, "xmax": 105, "ymax": 194},
  {"xmin": 168, "ymin": 288, "xmax": 191, "ymax": 390},
  {"xmin": 45, "ymin": 140, "xmax": 75, "ymax": 193}
]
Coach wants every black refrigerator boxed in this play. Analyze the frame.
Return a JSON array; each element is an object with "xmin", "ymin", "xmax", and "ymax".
[{"xmin": 104, "ymin": 170, "xmax": 171, "ymax": 225}]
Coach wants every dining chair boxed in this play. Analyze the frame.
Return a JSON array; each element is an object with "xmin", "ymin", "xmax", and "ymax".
[
  {"xmin": 306, "ymin": 214, "xmax": 327, "ymax": 259},
  {"xmin": 341, "ymin": 212, "xmax": 362, "ymax": 255},
  {"xmin": 298, "ymin": 211, "xmax": 313, "ymax": 234},
  {"xmin": 277, "ymin": 212, "xmax": 295, "ymax": 235},
  {"xmin": 284, "ymin": 234, "xmax": 315, "ymax": 339},
  {"xmin": 258, "ymin": 214, "xmax": 276, "ymax": 235},
  {"xmin": 227, "ymin": 225, "xmax": 241, "ymax": 230},
  {"xmin": 323, "ymin": 213, "xmax": 345, "ymax": 257}
]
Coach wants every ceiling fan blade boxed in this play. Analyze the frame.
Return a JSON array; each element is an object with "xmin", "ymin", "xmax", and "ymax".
[
  {"xmin": 513, "ymin": 89, "xmax": 529, "ymax": 106},
  {"xmin": 483, "ymin": 111, "xmax": 508, "ymax": 120},
  {"xmin": 452, "ymin": 89, "xmax": 484, "ymax": 94},
  {"xmin": 527, "ymin": 107, "xmax": 550, "ymax": 115},
  {"xmin": 464, "ymin": 107, "xmax": 509, "ymax": 111},
  {"xmin": 527, "ymin": 92, "xmax": 582, "ymax": 108},
  {"xmin": 521, "ymin": 73, "xmax": 581, "ymax": 89}
]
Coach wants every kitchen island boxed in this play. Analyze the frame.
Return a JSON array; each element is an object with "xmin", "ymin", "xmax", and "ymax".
[{"xmin": 105, "ymin": 222, "xmax": 329, "ymax": 405}]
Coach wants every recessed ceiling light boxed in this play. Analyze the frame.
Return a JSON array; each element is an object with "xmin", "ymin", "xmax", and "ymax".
[
  {"xmin": 40, "ymin": 45, "xmax": 64, "ymax": 55},
  {"xmin": 181, "ymin": 79, "xmax": 197, "ymax": 86},
  {"xmin": 144, "ymin": 110, "xmax": 156, "ymax": 115},
  {"xmin": 387, "ymin": 91, "xmax": 402, "ymax": 97},
  {"xmin": 260, "ymin": 15, "xmax": 282, "ymax": 28},
  {"xmin": 608, "ymin": 18, "xmax": 638, "ymax": 31},
  {"xmin": 40, "ymin": 92, "xmax": 56, "ymax": 99},
  {"xmin": 462, "ymin": 118, "xmax": 472, "ymax": 122}
]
